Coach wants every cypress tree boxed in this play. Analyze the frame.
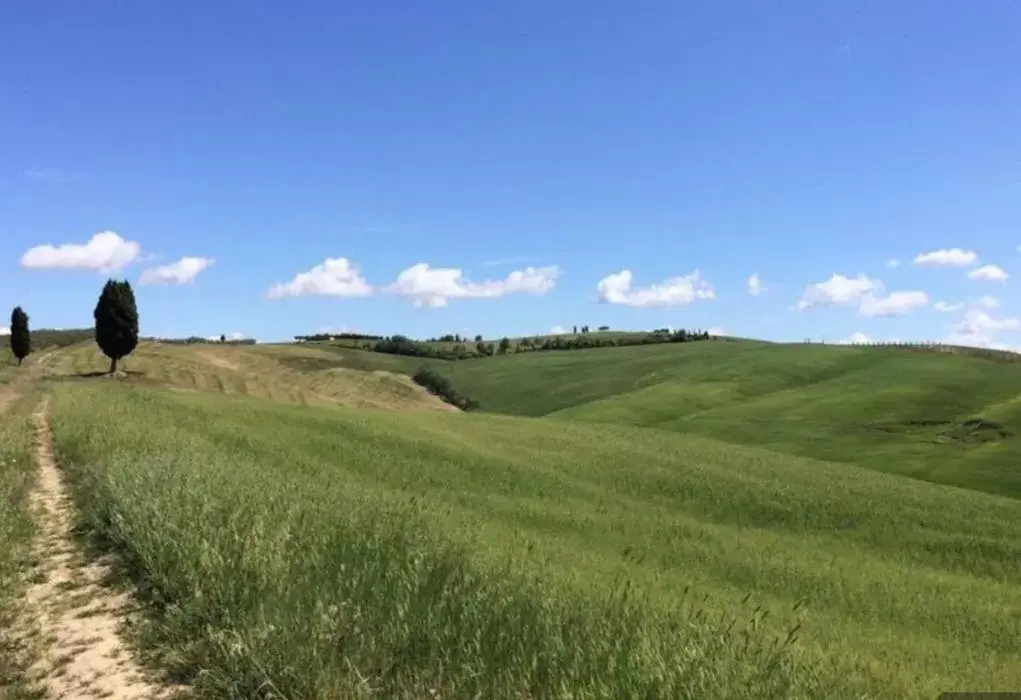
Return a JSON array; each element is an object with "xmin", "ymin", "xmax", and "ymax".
[
  {"xmin": 93, "ymin": 279, "xmax": 139, "ymax": 374},
  {"xmin": 10, "ymin": 307, "xmax": 30, "ymax": 366}
]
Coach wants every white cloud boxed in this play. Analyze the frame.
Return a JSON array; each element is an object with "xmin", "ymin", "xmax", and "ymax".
[
  {"xmin": 206, "ymin": 332, "xmax": 249, "ymax": 342},
  {"xmin": 797, "ymin": 273, "xmax": 927, "ymax": 316},
  {"xmin": 708, "ymin": 326, "xmax": 727, "ymax": 336},
  {"xmin": 955, "ymin": 310, "xmax": 1020, "ymax": 335},
  {"xmin": 885, "ymin": 258, "xmax": 901, "ymax": 269},
  {"xmin": 388, "ymin": 263, "xmax": 559, "ymax": 308},
  {"xmin": 944, "ymin": 309, "xmax": 1021, "ymax": 350},
  {"xmin": 859, "ymin": 290, "xmax": 929, "ymax": 317},
  {"xmin": 596, "ymin": 269, "xmax": 714, "ymax": 308},
  {"xmin": 0, "ymin": 326, "xmax": 9, "ymax": 336},
  {"xmin": 913, "ymin": 248, "xmax": 979, "ymax": 267},
  {"xmin": 267, "ymin": 258, "xmax": 373, "ymax": 299},
  {"xmin": 20, "ymin": 230, "xmax": 141, "ymax": 272},
  {"xmin": 140, "ymin": 256, "xmax": 214, "ymax": 285},
  {"xmin": 934, "ymin": 301, "xmax": 964, "ymax": 313},
  {"xmin": 838, "ymin": 331, "xmax": 872, "ymax": 344},
  {"xmin": 549, "ymin": 325, "xmax": 567, "ymax": 335},
  {"xmin": 977, "ymin": 295, "xmax": 1001, "ymax": 309},
  {"xmin": 967, "ymin": 264, "xmax": 1008, "ymax": 282},
  {"xmin": 796, "ymin": 273, "xmax": 882, "ymax": 311},
  {"xmin": 747, "ymin": 273, "xmax": 765, "ymax": 296}
]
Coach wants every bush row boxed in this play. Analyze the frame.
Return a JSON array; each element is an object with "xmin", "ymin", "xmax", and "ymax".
[
  {"xmin": 324, "ymin": 329, "xmax": 720, "ymax": 362},
  {"xmin": 412, "ymin": 366, "xmax": 480, "ymax": 411}
]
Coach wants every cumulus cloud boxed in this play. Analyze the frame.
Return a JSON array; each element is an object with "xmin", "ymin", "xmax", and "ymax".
[
  {"xmin": 140, "ymin": 256, "xmax": 214, "ymax": 285},
  {"xmin": 549, "ymin": 325, "xmax": 567, "ymax": 335},
  {"xmin": 954, "ymin": 310, "xmax": 1020, "ymax": 335},
  {"xmin": 838, "ymin": 331, "xmax": 872, "ymax": 344},
  {"xmin": 0, "ymin": 326, "xmax": 9, "ymax": 336},
  {"xmin": 267, "ymin": 258, "xmax": 372, "ymax": 299},
  {"xmin": 934, "ymin": 301, "xmax": 964, "ymax": 313},
  {"xmin": 596, "ymin": 269, "xmax": 714, "ymax": 308},
  {"xmin": 206, "ymin": 332, "xmax": 249, "ymax": 341},
  {"xmin": 797, "ymin": 273, "xmax": 927, "ymax": 316},
  {"xmin": 859, "ymin": 290, "xmax": 929, "ymax": 317},
  {"xmin": 913, "ymin": 248, "xmax": 979, "ymax": 267},
  {"xmin": 967, "ymin": 264, "xmax": 1008, "ymax": 282},
  {"xmin": 20, "ymin": 231, "xmax": 141, "ymax": 272},
  {"xmin": 747, "ymin": 273, "xmax": 765, "ymax": 296},
  {"xmin": 943, "ymin": 309, "xmax": 1021, "ymax": 351},
  {"xmin": 708, "ymin": 326, "xmax": 727, "ymax": 336},
  {"xmin": 796, "ymin": 273, "xmax": 882, "ymax": 311},
  {"xmin": 388, "ymin": 263, "xmax": 560, "ymax": 308}
]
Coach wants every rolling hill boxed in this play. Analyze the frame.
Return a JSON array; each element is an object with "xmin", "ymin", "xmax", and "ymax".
[
  {"xmin": 3, "ymin": 337, "xmax": 1020, "ymax": 699},
  {"xmin": 267, "ymin": 339, "xmax": 1021, "ymax": 498}
]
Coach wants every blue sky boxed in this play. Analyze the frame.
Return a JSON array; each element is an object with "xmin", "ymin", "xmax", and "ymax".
[{"xmin": 3, "ymin": 1, "xmax": 1021, "ymax": 347}]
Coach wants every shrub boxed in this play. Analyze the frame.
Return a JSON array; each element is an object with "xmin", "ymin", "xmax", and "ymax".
[{"xmin": 413, "ymin": 367, "xmax": 480, "ymax": 411}]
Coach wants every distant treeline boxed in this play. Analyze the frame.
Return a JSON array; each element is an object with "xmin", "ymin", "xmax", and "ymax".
[
  {"xmin": 295, "ymin": 332, "xmax": 384, "ymax": 342},
  {"xmin": 23, "ymin": 328, "xmax": 257, "ymax": 349},
  {"xmin": 326, "ymin": 328, "xmax": 719, "ymax": 361},
  {"xmin": 30, "ymin": 327, "xmax": 94, "ymax": 349},
  {"xmin": 836, "ymin": 340, "xmax": 1021, "ymax": 364},
  {"xmin": 154, "ymin": 336, "xmax": 256, "ymax": 346}
]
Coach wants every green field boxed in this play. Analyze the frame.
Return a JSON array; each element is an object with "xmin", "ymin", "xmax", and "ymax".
[
  {"xmin": 0, "ymin": 391, "xmax": 38, "ymax": 696},
  {"xmin": 380, "ymin": 341, "xmax": 1021, "ymax": 498},
  {"xmin": 271, "ymin": 340, "xmax": 1021, "ymax": 497},
  {"xmin": 2, "ymin": 338, "xmax": 1021, "ymax": 698}
]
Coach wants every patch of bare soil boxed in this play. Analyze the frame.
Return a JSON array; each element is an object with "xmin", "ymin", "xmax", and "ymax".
[
  {"xmin": 194, "ymin": 349, "xmax": 242, "ymax": 372},
  {"xmin": 13, "ymin": 401, "xmax": 185, "ymax": 700}
]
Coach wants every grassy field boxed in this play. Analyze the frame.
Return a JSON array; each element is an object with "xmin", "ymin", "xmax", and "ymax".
[
  {"xmin": 40, "ymin": 341, "xmax": 455, "ymax": 413},
  {"xmin": 319, "ymin": 340, "xmax": 1019, "ymax": 499},
  {"xmin": 0, "ymin": 392, "xmax": 39, "ymax": 696},
  {"xmin": 44, "ymin": 378, "xmax": 1021, "ymax": 699}
]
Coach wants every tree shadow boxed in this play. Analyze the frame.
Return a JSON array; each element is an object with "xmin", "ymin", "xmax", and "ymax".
[{"xmin": 76, "ymin": 370, "xmax": 146, "ymax": 378}]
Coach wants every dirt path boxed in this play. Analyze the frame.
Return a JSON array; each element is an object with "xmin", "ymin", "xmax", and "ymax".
[{"xmin": 16, "ymin": 400, "xmax": 184, "ymax": 699}]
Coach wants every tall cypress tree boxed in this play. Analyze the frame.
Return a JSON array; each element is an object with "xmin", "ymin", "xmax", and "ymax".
[
  {"xmin": 10, "ymin": 307, "xmax": 30, "ymax": 366},
  {"xmin": 93, "ymin": 279, "xmax": 139, "ymax": 374}
]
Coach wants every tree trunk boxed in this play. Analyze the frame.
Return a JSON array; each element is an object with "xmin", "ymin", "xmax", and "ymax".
[
  {"xmin": 17, "ymin": 357, "xmax": 22, "ymax": 367},
  {"xmin": 109, "ymin": 356, "xmax": 118, "ymax": 374}
]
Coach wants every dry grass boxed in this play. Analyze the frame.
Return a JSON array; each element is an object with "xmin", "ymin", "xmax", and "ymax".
[{"xmin": 40, "ymin": 342, "xmax": 455, "ymax": 412}]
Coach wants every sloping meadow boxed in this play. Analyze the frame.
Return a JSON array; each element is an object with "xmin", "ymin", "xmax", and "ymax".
[
  {"xmin": 46, "ymin": 382, "xmax": 1021, "ymax": 698},
  {"xmin": 44, "ymin": 384, "xmax": 832, "ymax": 699}
]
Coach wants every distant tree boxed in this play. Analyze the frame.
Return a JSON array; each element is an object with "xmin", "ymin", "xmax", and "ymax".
[
  {"xmin": 220, "ymin": 333, "xmax": 226, "ymax": 343},
  {"xmin": 598, "ymin": 325, "xmax": 609, "ymax": 331},
  {"xmin": 498, "ymin": 337, "xmax": 511, "ymax": 354},
  {"xmin": 10, "ymin": 307, "xmax": 30, "ymax": 366},
  {"xmin": 581, "ymin": 325, "xmax": 590, "ymax": 333},
  {"xmin": 474, "ymin": 334, "xmax": 483, "ymax": 342},
  {"xmin": 93, "ymin": 279, "xmax": 139, "ymax": 374},
  {"xmin": 573, "ymin": 325, "xmax": 578, "ymax": 334}
]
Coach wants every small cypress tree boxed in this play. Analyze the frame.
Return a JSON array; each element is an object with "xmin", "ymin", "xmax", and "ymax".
[
  {"xmin": 94, "ymin": 279, "xmax": 139, "ymax": 374},
  {"xmin": 10, "ymin": 307, "xmax": 31, "ymax": 366}
]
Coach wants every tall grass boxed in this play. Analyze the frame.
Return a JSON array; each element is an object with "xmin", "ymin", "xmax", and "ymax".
[
  {"xmin": 49, "ymin": 386, "xmax": 835, "ymax": 699},
  {"xmin": 0, "ymin": 396, "xmax": 39, "ymax": 696}
]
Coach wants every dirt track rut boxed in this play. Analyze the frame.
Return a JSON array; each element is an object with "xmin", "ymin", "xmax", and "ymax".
[{"xmin": 13, "ymin": 400, "xmax": 183, "ymax": 699}]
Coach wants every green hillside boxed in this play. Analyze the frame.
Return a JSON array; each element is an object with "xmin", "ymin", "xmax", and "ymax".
[
  {"xmin": 378, "ymin": 341, "xmax": 1019, "ymax": 499},
  {"xmin": 48, "ymin": 382, "xmax": 1021, "ymax": 699}
]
